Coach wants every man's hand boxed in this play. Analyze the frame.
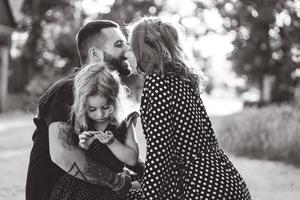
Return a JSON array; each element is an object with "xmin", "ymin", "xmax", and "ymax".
[
  {"xmin": 126, "ymin": 158, "xmax": 145, "ymax": 177},
  {"xmin": 132, "ymin": 181, "xmax": 142, "ymax": 189},
  {"xmin": 113, "ymin": 171, "xmax": 132, "ymax": 198}
]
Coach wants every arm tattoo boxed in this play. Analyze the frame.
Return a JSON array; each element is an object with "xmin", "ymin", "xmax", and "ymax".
[
  {"xmin": 68, "ymin": 162, "xmax": 88, "ymax": 182},
  {"xmin": 81, "ymin": 152, "xmax": 117, "ymax": 187},
  {"xmin": 66, "ymin": 152, "xmax": 117, "ymax": 187},
  {"xmin": 57, "ymin": 122, "xmax": 77, "ymax": 150}
]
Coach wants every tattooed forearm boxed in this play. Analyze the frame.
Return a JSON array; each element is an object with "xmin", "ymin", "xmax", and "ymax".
[
  {"xmin": 81, "ymin": 152, "xmax": 118, "ymax": 187},
  {"xmin": 68, "ymin": 162, "xmax": 89, "ymax": 182},
  {"xmin": 57, "ymin": 122, "xmax": 77, "ymax": 150}
]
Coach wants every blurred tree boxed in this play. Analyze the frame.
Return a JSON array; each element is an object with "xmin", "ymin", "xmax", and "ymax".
[
  {"xmin": 215, "ymin": 0, "xmax": 300, "ymax": 103},
  {"xmin": 100, "ymin": 0, "xmax": 162, "ymax": 24},
  {"xmin": 20, "ymin": 0, "xmax": 83, "ymax": 97}
]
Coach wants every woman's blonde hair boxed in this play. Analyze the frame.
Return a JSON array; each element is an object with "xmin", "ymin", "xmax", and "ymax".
[
  {"xmin": 72, "ymin": 63, "xmax": 121, "ymax": 133},
  {"xmin": 129, "ymin": 16, "xmax": 206, "ymax": 92}
]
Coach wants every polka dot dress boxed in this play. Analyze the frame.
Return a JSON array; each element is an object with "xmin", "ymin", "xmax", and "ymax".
[
  {"xmin": 127, "ymin": 74, "xmax": 251, "ymax": 200},
  {"xmin": 49, "ymin": 122, "xmax": 127, "ymax": 200}
]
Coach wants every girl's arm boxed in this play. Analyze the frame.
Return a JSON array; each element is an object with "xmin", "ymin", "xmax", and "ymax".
[
  {"xmin": 97, "ymin": 127, "xmax": 139, "ymax": 166},
  {"xmin": 125, "ymin": 122, "xmax": 139, "ymax": 157}
]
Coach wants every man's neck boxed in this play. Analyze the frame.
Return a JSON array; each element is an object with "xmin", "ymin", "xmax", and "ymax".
[{"xmin": 83, "ymin": 61, "xmax": 115, "ymax": 72}]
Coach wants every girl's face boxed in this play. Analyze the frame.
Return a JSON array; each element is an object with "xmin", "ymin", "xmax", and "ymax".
[{"xmin": 86, "ymin": 94, "xmax": 114, "ymax": 124}]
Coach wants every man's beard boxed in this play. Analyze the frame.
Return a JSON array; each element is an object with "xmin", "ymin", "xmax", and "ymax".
[{"xmin": 103, "ymin": 51, "xmax": 132, "ymax": 76}]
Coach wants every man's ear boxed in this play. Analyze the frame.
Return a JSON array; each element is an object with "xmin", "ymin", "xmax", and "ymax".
[{"xmin": 88, "ymin": 47, "xmax": 103, "ymax": 62}]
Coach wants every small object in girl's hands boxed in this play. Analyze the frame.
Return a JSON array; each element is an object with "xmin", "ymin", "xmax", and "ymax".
[
  {"xmin": 105, "ymin": 131, "xmax": 114, "ymax": 136},
  {"xmin": 96, "ymin": 131, "xmax": 115, "ymax": 145},
  {"xmin": 88, "ymin": 131, "xmax": 99, "ymax": 136}
]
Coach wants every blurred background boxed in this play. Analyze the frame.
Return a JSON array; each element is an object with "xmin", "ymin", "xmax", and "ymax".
[{"xmin": 0, "ymin": 0, "xmax": 300, "ymax": 199}]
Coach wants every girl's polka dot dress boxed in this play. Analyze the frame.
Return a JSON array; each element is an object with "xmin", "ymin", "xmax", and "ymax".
[{"xmin": 127, "ymin": 74, "xmax": 251, "ymax": 200}]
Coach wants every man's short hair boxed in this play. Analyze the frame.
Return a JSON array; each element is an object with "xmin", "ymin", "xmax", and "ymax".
[{"xmin": 76, "ymin": 20, "xmax": 119, "ymax": 65}]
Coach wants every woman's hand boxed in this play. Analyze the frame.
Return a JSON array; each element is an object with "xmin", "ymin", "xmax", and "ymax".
[
  {"xmin": 78, "ymin": 131, "xmax": 97, "ymax": 150},
  {"xmin": 95, "ymin": 131, "xmax": 115, "ymax": 145},
  {"xmin": 125, "ymin": 112, "xmax": 139, "ymax": 128},
  {"xmin": 131, "ymin": 181, "xmax": 141, "ymax": 189}
]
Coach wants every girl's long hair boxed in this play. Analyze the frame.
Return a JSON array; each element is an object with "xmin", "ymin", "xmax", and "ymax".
[
  {"xmin": 129, "ymin": 17, "xmax": 206, "ymax": 93},
  {"xmin": 72, "ymin": 63, "xmax": 121, "ymax": 133}
]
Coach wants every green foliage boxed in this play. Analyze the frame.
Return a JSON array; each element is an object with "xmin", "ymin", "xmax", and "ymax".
[
  {"xmin": 215, "ymin": 0, "xmax": 300, "ymax": 103},
  {"xmin": 216, "ymin": 104, "xmax": 300, "ymax": 166}
]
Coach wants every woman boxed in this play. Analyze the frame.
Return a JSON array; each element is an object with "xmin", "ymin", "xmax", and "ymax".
[{"xmin": 127, "ymin": 17, "xmax": 252, "ymax": 200}]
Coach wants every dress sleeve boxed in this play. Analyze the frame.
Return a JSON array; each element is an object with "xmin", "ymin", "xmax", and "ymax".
[
  {"xmin": 140, "ymin": 74, "xmax": 175, "ymax": 200},
  {"xmin": 113, "ymin": 111, "xmax": 139, "ymax": 142}
]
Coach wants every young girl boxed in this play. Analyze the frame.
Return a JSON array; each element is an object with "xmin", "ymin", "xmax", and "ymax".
[{"xmin": 50, "ymin": 63, "xmax": 139, "ymax": 200}]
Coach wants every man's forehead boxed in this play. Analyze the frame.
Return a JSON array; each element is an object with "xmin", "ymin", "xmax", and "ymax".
[{"xmin": 102, "ymin": 27, "xmax": 126, "ymax": 41}]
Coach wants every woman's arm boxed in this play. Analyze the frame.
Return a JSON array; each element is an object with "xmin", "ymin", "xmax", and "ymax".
[{"xmin": 139, "ymin": 74, "xmax": 175, "ymax": 199}]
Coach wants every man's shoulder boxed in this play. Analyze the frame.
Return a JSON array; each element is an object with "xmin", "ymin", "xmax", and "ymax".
[
  {"xmin": 49, "ymin": 75, "xmax": 74, "ymax": 94},
  {"xmin": 43, "ymin": 75, "xmax": 74, "ymax": 96},
  {"xmin": 39, "ymin": 74, "xmax": 74, "ymax": 107}
]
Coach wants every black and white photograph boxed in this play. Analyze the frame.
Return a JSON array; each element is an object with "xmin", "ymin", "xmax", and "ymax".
[{"xmin": 0, "ymin": 0, "xmax": 299, "ymax": 199}]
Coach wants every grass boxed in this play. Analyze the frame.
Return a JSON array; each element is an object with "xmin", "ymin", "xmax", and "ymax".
[{"xmin": 215, "ymin": 104, "xmax": 300, "ymax": 166}]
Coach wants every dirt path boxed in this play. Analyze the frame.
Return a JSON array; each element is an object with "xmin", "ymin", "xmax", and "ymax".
[
  {"xmin": 0, "ymin": 113, "xmax": 299, "ymax": 200},
  {"xmin": 0, "ymin": 113, "xmax": 33, "ymax": 200},
  {"xmin": 230, "ymin": 156, "xmax": 300, "ymax": 200}
]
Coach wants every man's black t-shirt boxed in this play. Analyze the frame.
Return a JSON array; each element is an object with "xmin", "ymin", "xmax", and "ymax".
[{"xmin": 26, "ymin": 75, "xmax": 75, "ymax": 200}]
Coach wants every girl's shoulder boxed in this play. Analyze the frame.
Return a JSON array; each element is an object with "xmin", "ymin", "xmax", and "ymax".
[{"xmin": 108, "ymin": 119, "xmax": 128, "ymax": 143}]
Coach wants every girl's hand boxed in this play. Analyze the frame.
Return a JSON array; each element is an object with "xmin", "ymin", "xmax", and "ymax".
[
  {"xmin": 95, "ymin": 131, "xmax": 115, "ymax": 145},
  {"xmin": 78, "ymin": 131, "xmax": 97, "ymax": 150}
]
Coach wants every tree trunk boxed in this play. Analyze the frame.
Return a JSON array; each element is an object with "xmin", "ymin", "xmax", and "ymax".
[{"xmin": 0, "ymin": 46, "xmax": 9, "ymax": 112}]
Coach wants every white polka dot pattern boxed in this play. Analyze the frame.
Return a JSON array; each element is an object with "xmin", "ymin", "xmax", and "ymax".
[{"xmin": 127, "ymin": 74, "xmax": 251, "ymax": 200}]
